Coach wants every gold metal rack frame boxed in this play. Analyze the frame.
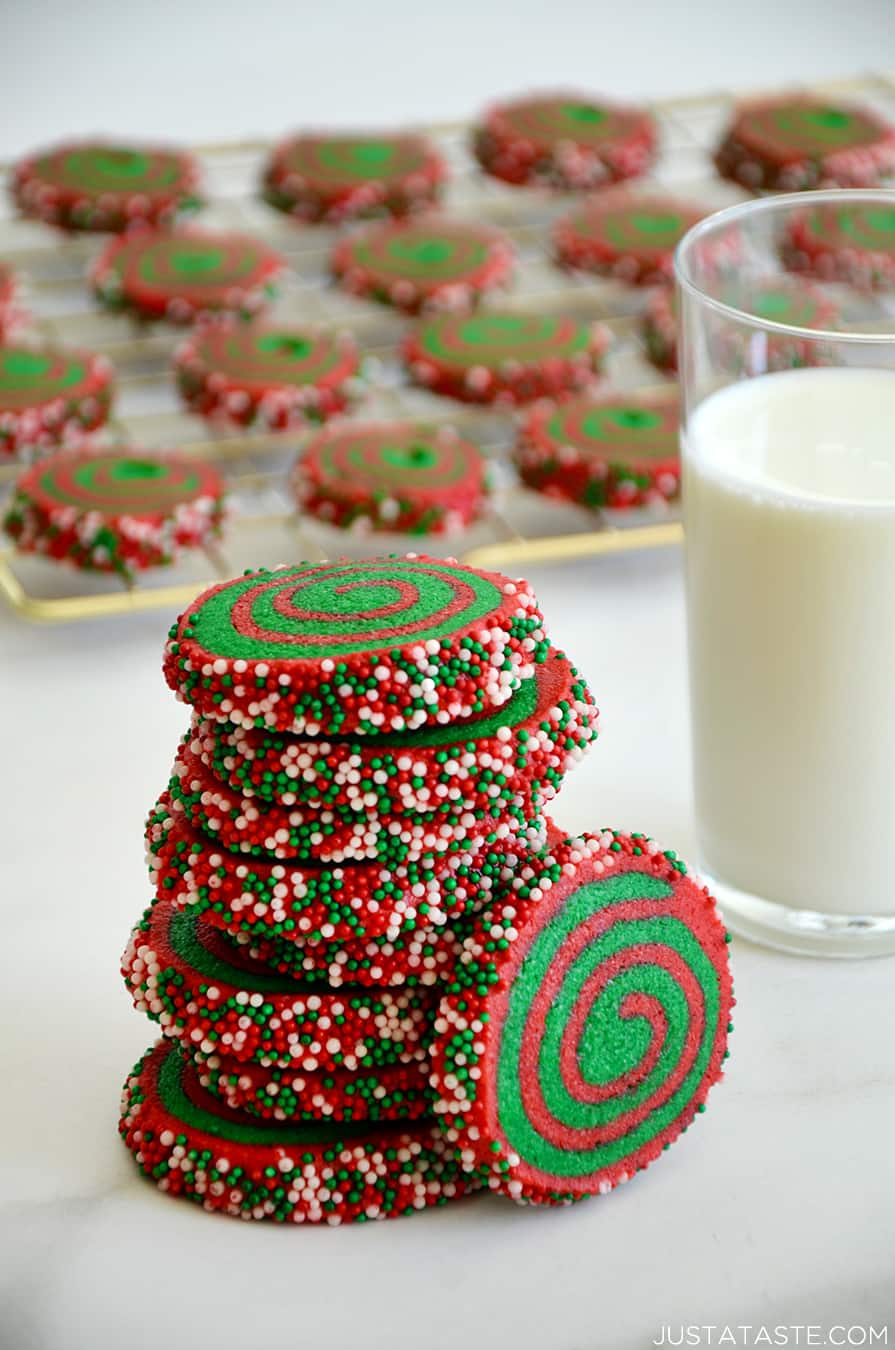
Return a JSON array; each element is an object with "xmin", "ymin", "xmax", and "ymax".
[{"xmin": 2, "ymin": 72, "xmax": 894, "ymax": 622}]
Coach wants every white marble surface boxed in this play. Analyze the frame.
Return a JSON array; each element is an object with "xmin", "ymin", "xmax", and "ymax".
[
  {"xmin": 2, "ymin": 549, "xmax": 894, "ymax": 1348},
  {"xmin": 3, "ymin": 3, "xmax": 895, "ymax": 1346}
]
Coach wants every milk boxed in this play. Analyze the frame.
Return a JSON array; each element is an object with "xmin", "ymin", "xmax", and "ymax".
[{"xmin": 684, "ymin": 366, "xmax": 895, "ymax": 917}]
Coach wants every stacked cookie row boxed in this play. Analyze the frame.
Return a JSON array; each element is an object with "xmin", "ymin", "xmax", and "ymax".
[{"xmin": 120, "ymin": 554, "xmax": 600, "ymax": 1222}]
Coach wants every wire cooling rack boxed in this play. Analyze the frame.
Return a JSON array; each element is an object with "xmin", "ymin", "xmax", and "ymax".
[{"xmin": 2, "ymin": 71, "xmax": 895, "ymax": 622}]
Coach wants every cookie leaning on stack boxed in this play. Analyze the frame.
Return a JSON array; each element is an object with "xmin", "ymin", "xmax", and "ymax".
[{"xmin": 120, "ymin": 553, "xmax": 734, "ymax": 1224}]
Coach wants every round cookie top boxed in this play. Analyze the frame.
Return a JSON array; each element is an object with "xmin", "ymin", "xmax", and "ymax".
[
  {"xmin": 430, "ymin": 830, "xmax": 733, "ymax": 1204},
  {"xmin": 789, "ymin": 200, "xmax": 895, "ymax": 259},
  {"xmin": 331, "ymin": 215, "xmax": 514, "ymax": 308},
  {"xmin": 177, "ymin": 321, "xmax": 359, "ymax": 392},
  {"xmin": 270, "ymin": 132, "xmax": 443, "ymax": 190},
  {"xmin": 92, "ymin": 229, "xmax": 285, "ymax": 319},
  {"xmin": 14, "ymin": 448, "xmax": 223, "ymax": 521},
  {"xmin": 12, "ymin": 140, "xmax": 200, "ymax": 229},
  {"xmin": 528, "ymin": 390, "xmax": 679, "ymax": 465},
  {"xmin": 300, "ymin": 421, "xmax": 486, "ymax": 499},
  {"xmin": 411, "ymin": 311, "xmax": 598, "ymax": 370},
  {"xmin": 0, "ymin": 342, "xmax": 112, "ymax": 414},
  {"xmin": 726, "ymin": 96, "xmax": 895, "ymax": 161},
  {"xmin": 484, "ymin": 93, "xmax": 651, "ymax": 151},
  {"xmin": 720, "ymin": 275, "xmax": 839, "ymax": 329},
  {"xmin": 554, "ymin": 194, "xmax": 705, "ymax": 278},
  {"xmin": 163, "ymin": 553, "xmax": 548, "ymax": 735}
]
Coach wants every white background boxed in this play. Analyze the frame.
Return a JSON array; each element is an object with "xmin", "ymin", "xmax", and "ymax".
[{"xmin": 2, "ymin": 3, "xmax": 895, "ymax": 1348}]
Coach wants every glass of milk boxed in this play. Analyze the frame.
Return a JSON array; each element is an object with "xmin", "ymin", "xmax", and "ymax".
[{"xmin": 676, "ymin": 190, "xmax": 895, "ymax": 957}]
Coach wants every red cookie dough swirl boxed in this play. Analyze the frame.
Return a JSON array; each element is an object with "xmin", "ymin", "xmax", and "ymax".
[
  {"xmin": 91, "ymin": 229, "xmax": 285, "ymax": 323},
  {"xmin": 430, "ymin": 830, "xmax": 734, "ymax": 1205},
  {"xmin": 553, "ymin": 194, "xmax": 707, "ymax": 286},
  {"xmin": 3, "ymin": 448, "xmax": 224, "ymax": 578},
  {"xmin": 165, "ymin": 741, "xmax": 534, "ymax": 862},
  {"xmin": 193, "ymin": 1049, "xmax": 431, "ymax": 1122},
  {"xmin": 190, "ymin": 649, "xmax": 598, "ymax": 820},
  {"xmin": 11, "ymin": 140, "xmax": 201, "ymax": 232},
  {"xmin": 517, "ymin": 390, "xmax": 680, "ymax": 510},
  {"xmin": 123, "ymin": 895, "xmax": 435, "ymax": 1071},
  {"xmin": 121, "ymin": 1042, "xmax": 475, "ymax": 1224},
  {"xmin": 783, "ymin": 200, "xmax": 895, "ymax": 290},
  {"xmin": 174, "ymin": 320, "xmax": 360, "ymax": 428},
  {"xmin": 714, "ymin": 97, "xmax": 895, "ymax": 190},
  {"xmin": 262, "ymin": 132, "xmax": 447, "ymax": 224},
  {"xmin": 146, "ymin": 793, "xmax": 532, "ymax": 945},
  {"xmin": 163, "ymin": 555, "xmax": 549, "ymax": 736},
  {"xmin": 293, "ymin": 421, "xmax": 490, "ymax": 535},
  {"xmin": 474, "ymin": 92, "xmax": 656, "ymax": 190},
  {"xmin": 0, "ymin": 343, "xmax": 113, "ymax": 457},
  {"xmin": 331, "ymin": 216, "xmax": 514, "ymax": 313},
  {"xmin": 404, "ymin": 311, "xmax": 609, "ymax": 406}
]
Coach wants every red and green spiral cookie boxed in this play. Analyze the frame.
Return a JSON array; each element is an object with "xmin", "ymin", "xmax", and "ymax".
[
  {"xmin": 121, "ymin": 1041, "xmax": 474, "ymax": 1224},
  {"xmin": 404, "ymin": 311, "xmax": 609, "ymax": 406},
  {"xmin": 163, "ymin": 555, "xmax": 549, "ymax": 736},
  {"xmin": 11, "ymin": 140, "xmax": 201, "ymax": 232},
  {"xmin": 262, "ymin": 132, "xmax": 447, "ymax": 224},
  {"xmin": 720, "ymin": 277, "xmax": 839, "ymax": 372},
  {"xmin": 124, "ymin": 895, "xmax": 435, "ymax": 1072},
  {"xmin": 147, "ymin": 794, "xmax": 531, "ymax": 945},
  {"xmin": 0, "ymin": 343, "xmax": 113, "ymax": 457},
  {"xmin": 783, "ymin": 200, "xmax": 895, "ymax": 290},
  {"xmin": 190, "ymin": 649, "xmax": 598, "ymax": 824},
  {"xmin": 331, "ymin": 216, "xmax": 514, "ymax": 314},
  {"xmin": 91, "ymin": 229, "xmax": 285, "ymax": 324},
  {"xmin": 474, "ymin": 93, "xmax": 656, "ymax": 190},
  {"xmin": 714, "ymin": 97, "xmax": 895, "ymax": 190},
  {"xmin": 3, "ymin": 448, "xmax": 225, "ymax": 579},
  {"xmin": 554, "ymin": 194, "xmax": 706, "ymax": 286},
  {"xmin": 174, "ymin": 320, "xmax": 360, "ymax": 429},
  {"xmin": 166, "ymin": 741, "xmax": 535, "ymax": 863},
  {"xmin": 193, "ymin": 1049, "xmax": 431, "ymax": 1122},
  {"xmin": 293, "ymin": 421, "xmax": 490, "ymax": 535},
  {"xmin": 430, "ymin": 829, "xmax": 734, "ymax": 1205},
  {"xmin": 517, "ymin": 390, "xmax": 680, "ymax": 510}
]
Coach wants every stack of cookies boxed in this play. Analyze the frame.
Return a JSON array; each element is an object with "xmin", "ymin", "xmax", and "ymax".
[{"xmin": 120, "ymin": 553, "xmax": 733, "ymax": 1224}]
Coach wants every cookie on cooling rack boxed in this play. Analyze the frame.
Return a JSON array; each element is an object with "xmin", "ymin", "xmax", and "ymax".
[
  {"xmin": 11, "ymin": 139, "xmax": 201, "ymax": 232},
  {"xmin": 516, "ymin": 388, "xmax": 680, "ymax": 509},
  {"xmin": 262, "ymin": 131, "xmax": 447, "ymax": 224},
  {"xmin": 91, "ymin": 229, "xmax": 286, "ymax": 323},
  {"xmin": 473, "ymin": 92, "xmax": 656, "ymax": 190},
  {"xmin": 120, "ymin": 1040, "xmax": 475, "ymax": 1224},
  {"xmin": 714, "ymin": 95, "xmax": 895, "ymax": 190},
  {"xmin": 0, "ymin": 342, "xmax": 113, "ymax": 457},
  {"xmin": 3, "ymin": 447, "xmax": 225, "ymax": 579},
  {"xmin": 331, "ymin": 215, "xmax": 514, "ymax": 314},
  {"xmin": 174, "ymin": 320, "xmax": 360, "ymax": 428},
  {"xmin": 783, "ymin": 198, "xmax": 895, "ymax": 290},
  {"xmin": 554, "ymin": 193, "xmax": 707, "ymax": 286},
  {"xmin": 293, "ymin": 420, "xmax": 490, "ymax": 534},
  {"xmin": 404, "ymin": 310, "xmax": 609, "ymax": 405}
]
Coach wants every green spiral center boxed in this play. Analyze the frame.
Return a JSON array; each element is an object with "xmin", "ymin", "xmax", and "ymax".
[{"xmin": 496, "ymin": 871, "xmax": 722, "ymax": 1177}]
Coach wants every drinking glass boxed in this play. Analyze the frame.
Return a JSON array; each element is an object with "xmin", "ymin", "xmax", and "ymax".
[{"xmin": 675, "ymin": 189, "xmax": 895, "ymax": 956}]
